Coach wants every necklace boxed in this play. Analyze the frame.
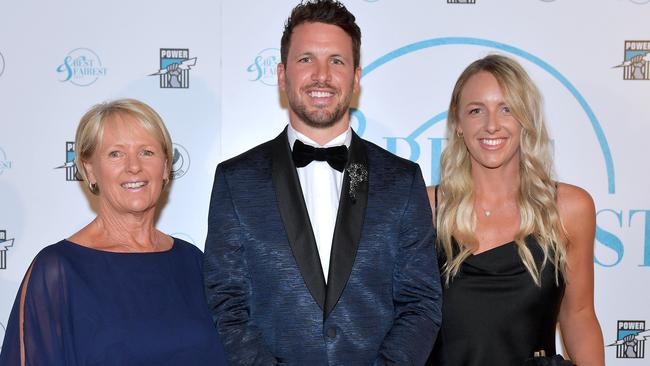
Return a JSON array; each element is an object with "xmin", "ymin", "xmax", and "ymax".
[
  {"xmin": 477, "ymin": 188, "xmax": 518, "ymax": 218},
  {"xmin": 478, "ymin": 201, "xmax": 516, "ymax": 218}
]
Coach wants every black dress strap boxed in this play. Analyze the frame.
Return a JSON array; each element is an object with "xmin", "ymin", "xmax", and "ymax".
[{"xmin": 434, "ymin": 185, "xmax": 439, "ymax": 217}]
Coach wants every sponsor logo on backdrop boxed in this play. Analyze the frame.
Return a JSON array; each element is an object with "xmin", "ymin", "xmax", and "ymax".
[
  {"xmin": 613, "ymin": 41, "xmax": 650, "ymax": 80},
  {"xmin": 171, "ymin": 143, "xmax": 190, "ymax": 179},
  {"xmin": 54, "ymin": 142, "xmax": 81, "ymax": 181},
  {"xmin": 629, "ymin": 0, "xmax": 650, "ymax": 4},
  {"xmin": 607, "ymin": 320, "xmax": 650, "ymax": 359},
  {"xmin": 0, "ymin": 51, "xmax": 5, "ymax": 77},
  {"xmin": 447, "ymin": 0, "xmax": 476, "ymax": 3},
  {"xmin": 56, "ymin": 48, "xmax": 107, "ymax": 86},
  {"xmin": 247, "ymin": 48, "xmax": 280, "ymax": 86},
  {"xmin": 0, "ymin": 147, "xmax": 12, "ymax": 175},
  {"xmin": 1, "ymin": 230, "xmax": 15, "ymax": 270},
  {"xmin": 149, "ymin": 48, "xmax": 196, "ymax": 89}
]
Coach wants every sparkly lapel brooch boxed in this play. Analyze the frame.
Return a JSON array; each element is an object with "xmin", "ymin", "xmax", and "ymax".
[{"xmin": 346, "ymin": 163, "xmax": 368, "ymax": 201}]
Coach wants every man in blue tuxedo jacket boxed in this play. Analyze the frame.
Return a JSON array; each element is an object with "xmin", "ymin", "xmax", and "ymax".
[{"xmin": 204, "ymin": 1, "xmax": 442, "ymax": 364}]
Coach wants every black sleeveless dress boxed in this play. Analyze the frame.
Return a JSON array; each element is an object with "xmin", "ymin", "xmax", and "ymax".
[{"xmin": 427, "ymin": 190, "xmax": 565, "ymax": 365}]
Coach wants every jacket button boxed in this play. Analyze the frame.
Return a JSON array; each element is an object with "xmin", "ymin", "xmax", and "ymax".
[{"xmin": 326, "ymin": 327, "xmax": 337, "ymax": 338}]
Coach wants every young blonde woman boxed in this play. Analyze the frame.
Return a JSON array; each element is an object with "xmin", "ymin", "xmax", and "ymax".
[{"xmin": 426, "ymin": 55, "xmax": 604, "ymax": 366}]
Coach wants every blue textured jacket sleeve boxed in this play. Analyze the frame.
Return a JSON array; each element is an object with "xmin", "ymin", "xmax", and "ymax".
[
  {"xmin": 374, "ymin": 165, "xmax": 442, "ymax": 366},
  {"xmin": 203, "ymin": 166, "xmax": 278, "ymax": 366}
]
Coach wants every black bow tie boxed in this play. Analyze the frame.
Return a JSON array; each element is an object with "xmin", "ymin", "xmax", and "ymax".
[{"xmin": 292, "ymin": 139, "xmax": 348, "ymax": 172}]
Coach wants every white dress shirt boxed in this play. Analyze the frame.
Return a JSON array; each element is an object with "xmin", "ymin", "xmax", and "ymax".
[{"xmin": 287, "ymin": 124, "xmax": 352, "ymax": 283}]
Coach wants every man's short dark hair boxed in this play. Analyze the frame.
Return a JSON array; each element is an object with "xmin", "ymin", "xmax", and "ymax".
[{"xmin": 281, "ymin": 0, "xmax": 361, "ymax": 68}]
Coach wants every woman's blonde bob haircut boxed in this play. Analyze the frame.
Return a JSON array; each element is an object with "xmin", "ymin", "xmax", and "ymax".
[
  {"xmin": 74, "ymin": 99, "xmax": 173, "ymax": 195},
  {"xmin": 437, "ymin": 54, "xmax": 567, "ymax": 286}
]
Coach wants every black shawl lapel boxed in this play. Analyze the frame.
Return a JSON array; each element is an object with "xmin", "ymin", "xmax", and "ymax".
[
  {"xmin": 271, "ymin": 128, "xmax": 326, "ymax": 310},
  {"xmin": 324, "ymin": 130, "xmax": 368, "ymax": 318}
]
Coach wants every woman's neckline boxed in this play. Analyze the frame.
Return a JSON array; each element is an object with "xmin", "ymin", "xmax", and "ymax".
[
  {"xmin": 62, "ymin": 237, "xmax": 177, "ymax": 254},
  {"xmin": 470, "ymin": 240, "xmax": 516, "ymax": 257}
]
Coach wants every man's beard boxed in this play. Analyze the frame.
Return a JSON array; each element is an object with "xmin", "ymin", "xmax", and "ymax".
[{"xmin": 287, "ymin": 81, "xmax": 354, "ymax": 129}]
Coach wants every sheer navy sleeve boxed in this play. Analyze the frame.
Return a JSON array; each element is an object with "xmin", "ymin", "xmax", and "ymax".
[{"xmin": 0, "ymin": 245, "xmax": 74, "ymax": 365}]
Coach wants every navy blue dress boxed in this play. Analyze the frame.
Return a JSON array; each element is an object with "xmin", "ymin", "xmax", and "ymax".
[{"xmin": 0, "ymin": 238, "xmax": 228, "ymax": 365}]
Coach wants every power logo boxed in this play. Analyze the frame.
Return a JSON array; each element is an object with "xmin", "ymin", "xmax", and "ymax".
[{"xmin": 607, "ymin": 320, "xmax": 650, "ymax": 359}]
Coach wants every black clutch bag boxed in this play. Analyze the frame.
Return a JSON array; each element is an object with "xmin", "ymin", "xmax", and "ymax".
[{"xmin": 523, "ymin": 351, "xmax": 576, "ymax": 366}]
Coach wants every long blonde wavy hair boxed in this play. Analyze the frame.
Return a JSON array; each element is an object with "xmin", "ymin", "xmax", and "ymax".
[{"xmin": 437, "ymin": 54, "xmax": 567, "ymax": 286}]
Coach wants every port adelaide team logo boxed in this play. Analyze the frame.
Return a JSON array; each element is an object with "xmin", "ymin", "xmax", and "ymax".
[
  {"xmin": 613, "ymin": 41, "xmax": 650, "ymax": 80},
  {"xmin": 150, "ymin": 48, "xmax": 197, "ymax": 88},
  {"xmin": 607, "ymin": 320, "xmax": 650, "ymax": 359},
  {"xmin": 1, "ymin": 230, "xmax": 15, "ymax": 270},
  {"xmin": 55, "ymin": 142, "xmax": 81, "ymax": 181}
]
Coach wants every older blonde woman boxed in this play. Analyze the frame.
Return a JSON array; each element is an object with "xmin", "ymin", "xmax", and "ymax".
[
  {"xmin": 0, "ymin": 99, "xmax": 227, "ymax": 365},
  {"xmin": 427, "ymin": 55, "xmax": 604, "ymax": 366}
]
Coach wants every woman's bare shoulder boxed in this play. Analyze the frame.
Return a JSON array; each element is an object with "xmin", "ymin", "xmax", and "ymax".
[
  {"xmin": 556, "ymin": 182, "xmax": 595, "ymax": 216},
  {"xmin": 556, "ymin": 182, "xmax": 596, "ymax": 242}
]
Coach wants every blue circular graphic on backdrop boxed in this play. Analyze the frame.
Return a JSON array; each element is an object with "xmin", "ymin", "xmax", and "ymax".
[
  {"xmin": 361, "ymin": 37, "xmax": 615, "ymax": 193},
  {"xmin": 350, "ymin": 108, "xmax": 367, "ymax": 136}
]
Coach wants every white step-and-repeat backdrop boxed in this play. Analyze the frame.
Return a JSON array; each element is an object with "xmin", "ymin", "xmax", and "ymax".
[{"xmin": 1, "ymin": 0, "xmax": 648, "ymax": 363}]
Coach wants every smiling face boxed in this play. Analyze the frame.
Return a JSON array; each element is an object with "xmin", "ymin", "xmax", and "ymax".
[
  {"xmin": 456, "ymin": 71, "xmax": 522, "ymax": 172},
  {"xmin": 278, "ymin": 22, "xmax": 361, "ymax": 134},
  {"xmin": 83, "ymin": 113, "xmax": 167, "ymax": 217}
]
